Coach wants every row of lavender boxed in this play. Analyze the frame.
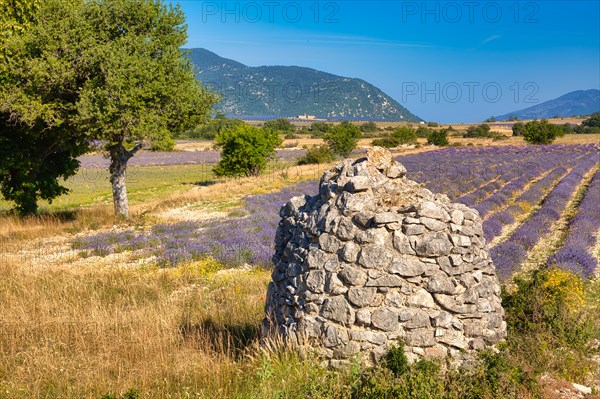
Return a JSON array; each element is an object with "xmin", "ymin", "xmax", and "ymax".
[
  {"xmin": 73, "ymin": 181, "xmax": 318, "ymax": 267},
  {"xmin": 545, "ymin": 168, "xmax": 600, "ymax": 278},
  {"xmin": 73, "ymin": 145, "xmax": 599, "ymax": 281},
  {"xmin": 490, "ymin": 153, "xmax": 599, "ymax": 280},
  {"xmin": 481, "ymin": 163, "xmax": 574, "ymax": 243},
  {"xmin": 400, "ymin": 145, "xmax": 594, "ymax": 202}
]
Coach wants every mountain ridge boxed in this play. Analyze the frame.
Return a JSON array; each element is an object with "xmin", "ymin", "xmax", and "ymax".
[
  {"xmin": 495, "ymin": 89, "xmax": 599, "ymax": 121},
  {"xmin": 185, "ymin": 48, "xmax": 421, "ymax": 122}
]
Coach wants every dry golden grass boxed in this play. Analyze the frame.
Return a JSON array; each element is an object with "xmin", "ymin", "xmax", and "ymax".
[
  {"xmin": 0, "ymin": 206, "xmax": 119, "ymax": 244},
  {"xmin": 0, "ymin": 259, "xmax": 275, "ymax": 398},
  {"xmin": 139, "ymin": 162, "xmax": 334, "ymax": 216}
]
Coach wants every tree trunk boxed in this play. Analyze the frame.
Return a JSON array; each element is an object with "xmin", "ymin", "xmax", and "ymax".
[
  {"xmin": 108, "ymin": 143, "xmax": 142, "ymax": 218},
  {"xmin": 17, "ymin": 187, "xmax": 38, "ymax": 217}
]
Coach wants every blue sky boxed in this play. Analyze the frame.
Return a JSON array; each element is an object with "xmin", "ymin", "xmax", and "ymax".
[{"xmin": 176, "ymin": 1, "xmax": 600, "ymax": 123}]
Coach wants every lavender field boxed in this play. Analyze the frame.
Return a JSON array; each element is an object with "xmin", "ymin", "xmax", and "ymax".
[
  {"xmin": 78, "ymin": 148, "xmax": 306, "ymax": 168},
  {"xmin": 74, "ymin": 144, "xmax": 600, "ymax": 282}
]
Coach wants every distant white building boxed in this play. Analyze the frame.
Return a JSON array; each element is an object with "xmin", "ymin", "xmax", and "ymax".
[{"xmin": 296, "ymin": 114, "xmax": 317, "ymax": 120}]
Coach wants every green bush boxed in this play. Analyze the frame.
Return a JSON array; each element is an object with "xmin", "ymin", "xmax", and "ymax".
[
  {"xmin": 360, "ymin": 121, "xmax": 378, "ymax": 132},
  {"xmin": 502, "ymin": 268, "xmax": 599, "ymax": 380},
  {"xmin": 297, "ymin": 146, "xmax": 335, "ymax": 165},
  {"xmin": 371, "ymin": 127, "xmax": 417, "ymax": 148},
  {"xmin": 511, "ymin": 122, "xmax": 525, "ymax": 136},
  {"xmin": 415, "ymin": 126, "xmax": 434, "ymax": 138},
  {"xmin": 309, "ymin": 121, "xmax": 332, "ymax": 137},
  {"xmin": 463, "ymin": 124, "xmax": 506, "ymax": 140},
  {"xmin": 263, "ymin": 118, "xmax": 296, "ymax": 134},
  {"xmin": 574, "ymin": 112, "xmax": 600, "ymax": 133},
  {"xmin": 392, "ymin": 126, "xmax": 417, "ymax": 144},
  {"xmin": 427, "ymin": 129, "xmax": 449, "ymax": 146},
  {"xmin": 464, "ymin": 124, "xmax": 491, "ymax": 138},
  {"xmin": 427, "ymin": 121, "xmax": 439, "ymax": 127},
  {"xmin": 383, "ymin": 341, "xmax": 409, "ymax": 377},
  {"xmin": 371, "ymin": 136, "xmax": 400, "ymax": 148},
  {"xmin": 183, "ymin": 114, "xmax": 245, "ymax": 140},
  {"xmin": 347, "ymin": 346, "xmax": 536, "ymax": 399},
  {"xmin": 522, "ymin": 119, "xmax": 565, "ymax": 144},
  {"xmin": 213, "ymin": 125, "xmax": 282, "ymax": 177},
  {"xmin": 324, "ymin": 122, "xmax": 361, "ymax": 157}
]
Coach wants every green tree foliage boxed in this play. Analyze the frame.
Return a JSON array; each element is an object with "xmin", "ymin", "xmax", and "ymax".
[
  {"xmin": 427, "ymin": 129, "xmax": 449, "ymax": 146},
  {"xmin": 75, "ymin": 0, "xmax": 216, "ymax": 217},
  {"xmin": 415, "ymin": 126, "xmax": 433, "ymax": 138},
  {"xmin": 464, "ymin": 124, "xmax": 491, "ymax": 138},
  {"xmin": 213, "ymin": 125, "xmax": 282, "ymax": 177},
  {"xmin": 522, "ymin": 119, "xmax": 565, "ymax": 144},
  {"xmin": 1, "ymin": 0, "xmax": 216, "ymax": 217},
  {"xmin": 297, "ymin": 145, "xmax": 335, "ymax": 165},
  {"xmin": 372, "ymin": 126, "xmax": 417, "ymax": 148},
  {"xmin": 507, "ymin": 115, "xmax": 519, "ymax": 121},
  {"xmin": 393, "ymin": 126, "xmax": 417, "ymax": 144},
  {"xmin": 511, "ymin": 122, "xmax": 525, "ymax": 136},
  {"xmin": 310, "ymin": 122, "xmax": 333, "ymax": 136},
  {"xmin": 562, "ymin": 123, "xmax": 574, "ymax": 134},
  {"xmin": 0, "ymin": 0, "xmax": 41, "ymax": 41},
  {"xmin": 463, "ymin": 124, "xmax": 506, "ymax": 140},
  {"xmin": 309, "ymin": 121, "xmax": 331, "ymax": 137},
  {"xmin": 0, "ymin": 119, "xmax": 87, "ymax": 216},
  {"xmin": 359, "ymin": 121, "xmax": 378, "ymax": 132},
  {"xmin": 581, "ymin": 112, "xmax": 600, "ymax": 128},
  {"xmin": 0, "ymin": 0, "xmax": 89, "ymax": 215},
  {"xmin": 183, "ymin": 113, "xmax": 245, "ymax": 140},
  {"xmin": 323, "ymin": 122, "xmax": 361, "ymax": 157},
  {"xmin": 574, "ymin": 112, "xmax": 600, "ymax": 133},
  {"xmin": 263, "ymin": 118, "xmax": 296, "ymax": 135}
]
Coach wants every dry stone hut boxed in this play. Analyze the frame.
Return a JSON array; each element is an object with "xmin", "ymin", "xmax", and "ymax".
[{"xmin": 262, "ymin": 147, "xmax": 506, "ymax": 366}]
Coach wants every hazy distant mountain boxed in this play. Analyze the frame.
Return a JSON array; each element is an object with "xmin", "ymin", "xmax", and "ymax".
[
  {"xmin": 496, "ymin": 89, "xmax": 600, "ymax": 121},
  {"xmin": 186, "ymin": 48, "xmax": 421, "ymax": 122}
]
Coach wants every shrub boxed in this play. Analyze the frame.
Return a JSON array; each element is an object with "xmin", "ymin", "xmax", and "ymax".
[
  {"xmin": 427, "ymin": 129, "xmax": 449, "ymax": 146},
  {"xmin": 511, "ymin": 122, "xmax": 525, "ymax": 136},
  {"xmin": 427, "ymin": 121, "xmax": 439, "ymax": 127},
  {"xmin": 360, "ymin": 121, "xmax": 378, "ymax": 132},
  {"xmin": 213, "ymin": 125, "xmax": 282, "ymax": 177},
  {"xmin": 372, "ymin": 127, "xmax": 417, "ymax": 148},
  {"xmin": 464, "ymin": 124, "xmax": 491, "ymax": 138},
  {"xmin": 183, "ymin": 114, "xmax": 245, "ymax": 140},
  {"xmin": 574, "ymin": 112, "xmax": 600, "ymax": 133},
  {"xmin": 349, "ymin": 344, "xmax": 536, "ymax": 399},
  {"xmin": 323, "ymin": 122, "xmax": 361, "ymax": 157},
  {"xmin": 263, "ymin": 118, "xmax": 296, "ymax": 134},
  {"xmin": 297, "ymin": 146, "xmax": 335, "ymax": 165},
  {"xmin": 415, "ymin": 126, "xmax": 433, "ymax": 138},
  {"xmin": 371, "ymin": 136, "xmax": 400, "ymax": 148},
  {"xmin": 383, "ymin": 341, "xmax": 409, "ymax": 377},
  {"xmin": 309, "ymin": 121, "xmax": 332, "ymax": 137},
  {"xmin": 502, "ymin": 269, "xmax": 599, "ymax": 379},
  {"xmin": 522, "ymin": 119, "xmax": 565, "ymax": 144},
  {"xmin": 392, "ymin": 126, "xmax": 417, "ymax": 144}
]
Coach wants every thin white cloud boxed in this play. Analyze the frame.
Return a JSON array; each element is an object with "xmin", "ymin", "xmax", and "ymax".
[
  {"xmin": 481, "ymin": 34, "xmax": 501, "ymax": 46},
  {"xmin": 193, "ymin": 34, "xmax": 435, "ymax": 48}
]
